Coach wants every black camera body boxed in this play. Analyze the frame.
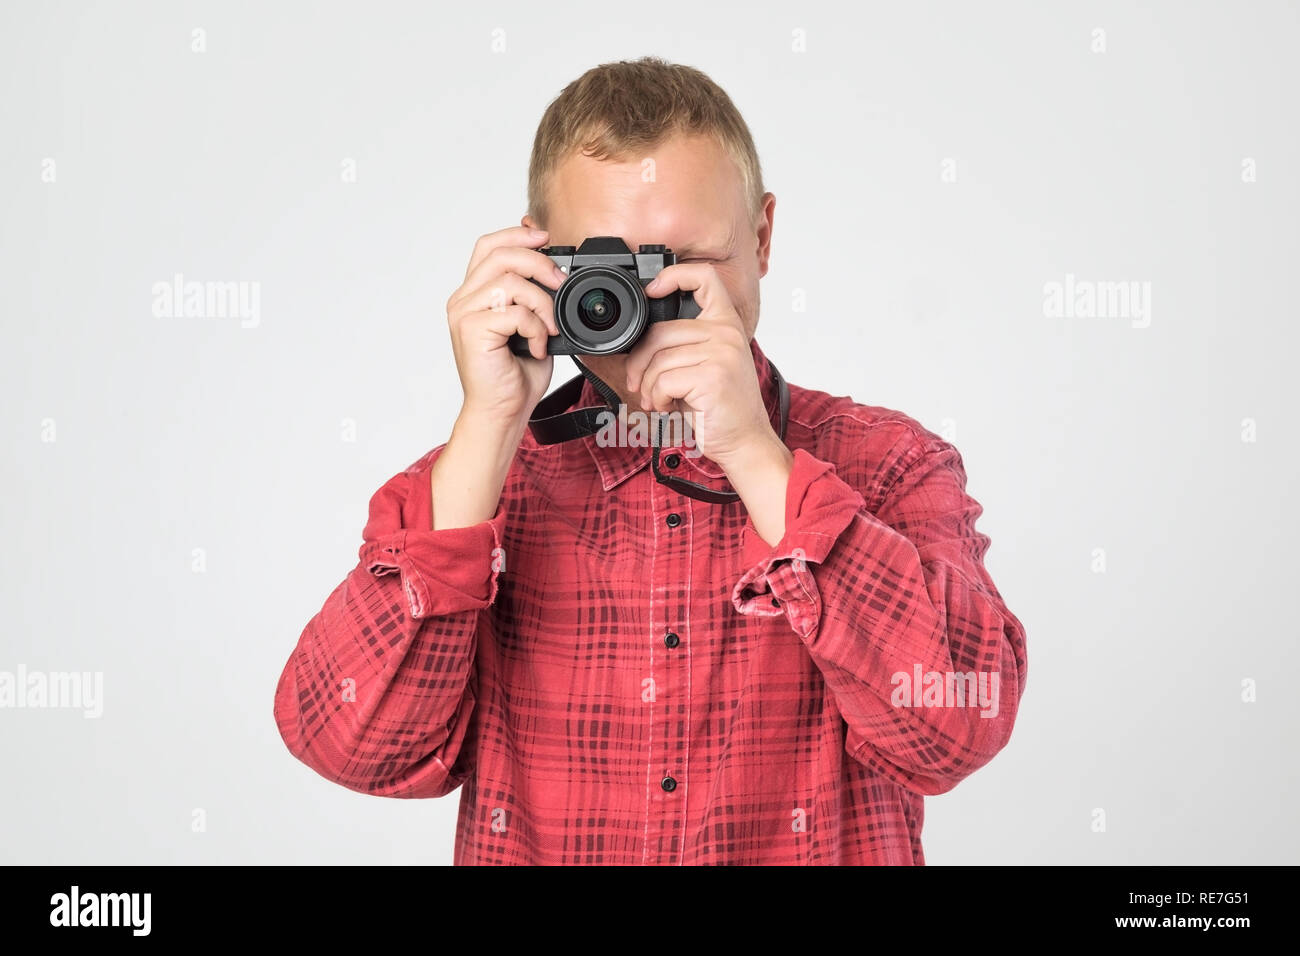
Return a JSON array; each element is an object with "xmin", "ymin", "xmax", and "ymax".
[{"xmin": 506, "ymin": 236, "xmax": 700, "ymax": 356}]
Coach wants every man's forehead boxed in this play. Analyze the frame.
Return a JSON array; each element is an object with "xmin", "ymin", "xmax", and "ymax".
[
  {"xmin": 547, "ymin": 137, "xmax": 744, "ymax": 249},
  {"xmin": 569, "ymin": 226, "xmax": 732, "ymax": 258},
  {"xmin": 550, "ymin": 198, "xmax": 737, "ymax": 255}
]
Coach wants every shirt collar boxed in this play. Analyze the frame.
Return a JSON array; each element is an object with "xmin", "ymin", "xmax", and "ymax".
[{"xmin": 570, "ymin": 336, "xmax": 785, "ymax": 493}]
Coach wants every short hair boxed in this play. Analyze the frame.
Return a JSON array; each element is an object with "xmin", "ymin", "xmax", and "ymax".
[{"xmin": 527, "ymin": 56, "xmax": 765, "ymax": 228}]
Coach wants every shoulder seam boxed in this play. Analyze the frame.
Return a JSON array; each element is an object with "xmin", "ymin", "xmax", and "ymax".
[
  {"xmin": 874, "ymin": 438, "xmax": 967, "ymax": 512},
  {"xmin": 402, "ymin": 444, "xmax": 447, "ymax": 476},
  {"xmin": 788, "ymin": 403, "xmax": 946, "ymax": 453}
]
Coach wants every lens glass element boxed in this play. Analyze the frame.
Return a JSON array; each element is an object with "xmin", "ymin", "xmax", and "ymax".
[
  {"xmin": 577, "ymin": 288, "xmax": 620, "ymax": 331},
  {"xmin": 555, "ymin": 265, "xmax": 646, "ymax": 354}
]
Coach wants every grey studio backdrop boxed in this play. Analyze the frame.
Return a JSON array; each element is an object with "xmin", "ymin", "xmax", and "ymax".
[{"xmin": 1, "ymin": 0, "xmax": 1296, "ymax": 865}]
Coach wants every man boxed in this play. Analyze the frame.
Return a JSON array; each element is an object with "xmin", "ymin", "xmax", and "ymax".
[{"xmin": 274, "ymin": 56, "xmax": 1028, "ymax": 865}]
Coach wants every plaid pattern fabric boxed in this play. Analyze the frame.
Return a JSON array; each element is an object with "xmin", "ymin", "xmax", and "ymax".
[{"xmin": 274, "ymin": 337, "xmax": 1028, "ymax": 865}]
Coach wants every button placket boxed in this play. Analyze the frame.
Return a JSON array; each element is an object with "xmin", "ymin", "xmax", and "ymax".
[{"xmin": 643, "ymin": 475, "xmax": 691, "ymax": 866}]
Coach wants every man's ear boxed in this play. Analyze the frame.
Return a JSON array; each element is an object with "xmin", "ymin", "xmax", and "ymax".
[
  {"xmin": 755, "ymin": 193, "xmax": 776, "ymax": 279},
  {"xmin": 522, "ymin": 213, "xmax": 540, "ymax": 231}
]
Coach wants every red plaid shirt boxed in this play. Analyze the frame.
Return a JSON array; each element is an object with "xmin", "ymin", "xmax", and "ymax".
[{"xmin": 274, "ymin": 337, "xmax": 1028, "ymax": 865}]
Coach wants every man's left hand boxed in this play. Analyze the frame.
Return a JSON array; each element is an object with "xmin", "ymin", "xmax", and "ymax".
[{"xmin": 626, "ymin": 263, "xmax": 777, "ymax": 470}]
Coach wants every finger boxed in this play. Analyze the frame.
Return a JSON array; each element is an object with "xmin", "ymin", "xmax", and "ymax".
[
  {"xmin": 464, "ymin": 226, "xmax": 552, "ymax": 281},
  {"xmin": 646, "ymin": 262, "xmax": 745, "ymax": 333},
  {"xmin": 625, "ymin": 324, "xmax": 713, "ymax": 392},
  {"xmin": 644, "ymin": 364, "xmax": 708, "ymax": 413},
  {"xmin": 457, "ymin": 245, "xmax": 568, "ymax": 309},
  {"xmin": 474, "ymin": 304, "xmax": 553, "ymax": 361},
  {"xmin": 457, "ymin": 273, "xmax": 558, "ymax": 336},
  {"xmin": 644, "ymin": 262, "xmax": 714, "ymax": 297},
  {"xmin": 638, "ymin": 345, "xmax": 714, "ymax": 410}
]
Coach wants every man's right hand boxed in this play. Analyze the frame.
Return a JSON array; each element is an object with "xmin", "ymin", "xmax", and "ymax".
[
  {"xmin": 431, "ymin": 226, "xmax": 567, "ymax": 531},
  {"xmin": 445, "ymin": 225, "xmax": 566, "ymax": 423}
]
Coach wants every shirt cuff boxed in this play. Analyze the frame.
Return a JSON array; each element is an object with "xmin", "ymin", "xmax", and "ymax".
[
  {"xmin": 356, "ymin": 465, "xmax": 509, "ymax": 620},
  {"xmin": 732, "ymin": 448, "xmax": 865, "ymax": 623}
]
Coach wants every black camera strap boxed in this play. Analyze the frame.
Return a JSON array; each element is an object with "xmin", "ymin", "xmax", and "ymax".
[{"xmin": 524, "ymin": 355, "xmax": 790, "ymax": 505}]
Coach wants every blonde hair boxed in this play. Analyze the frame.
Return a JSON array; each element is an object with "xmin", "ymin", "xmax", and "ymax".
[{"xmin": 527, "ymin": 56, "xmax": 765, "ymax": 228}]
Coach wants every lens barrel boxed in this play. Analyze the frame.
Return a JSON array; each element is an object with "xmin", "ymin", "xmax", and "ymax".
[{"xmin": 554, "ymin": 266, "xmax": 646, "ymax": 354}]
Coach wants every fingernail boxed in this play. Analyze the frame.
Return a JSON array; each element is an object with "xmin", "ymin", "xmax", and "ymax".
[{"xmin": 530, "ymin": 229, "xmax": 548, "ymax": 239}]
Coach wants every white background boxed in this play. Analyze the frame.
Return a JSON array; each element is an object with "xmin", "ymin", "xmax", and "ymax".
[{"xmin": 2, "ymin": 0, "xmax": 1296, "ymax": 864}]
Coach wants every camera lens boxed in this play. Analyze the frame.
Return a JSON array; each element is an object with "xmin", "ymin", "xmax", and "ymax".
[
  {"xmin": 577, "ymin": 288, "xmax": 620, "ymax": 331},
  {"xmin": 555, "ymin": 266, "xmax": 646, "ymax": 354}
]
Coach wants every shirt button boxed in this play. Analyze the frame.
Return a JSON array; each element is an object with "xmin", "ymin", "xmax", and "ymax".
[
  {"xmin": 663, "ymin": 453, "xmax": 681, "ymax": 469},
  {"xmin": 665, "ymin": 513, "xmax": 682, "ymax": 528},
  {"xmin": 664, "ymin": 631, "xmax": 680, "ymax": 648},
  {"xmin": 661, "ymin": 775, "xmax": 677, "ymax": 792}
]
